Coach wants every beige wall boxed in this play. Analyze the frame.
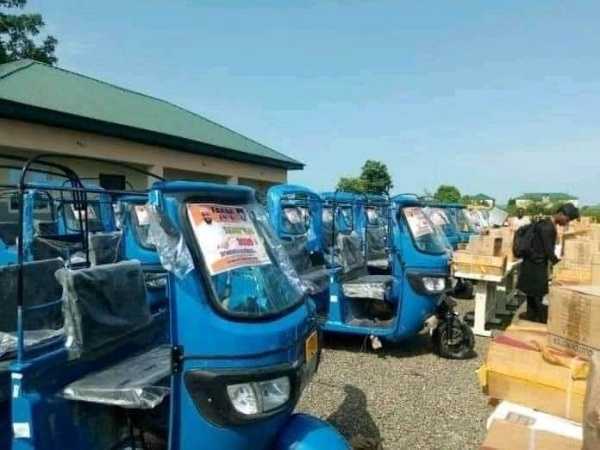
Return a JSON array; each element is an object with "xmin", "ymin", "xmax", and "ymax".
[{"xmin": 0, "ymin": 118, "xmax": 288, "ymax": 189}]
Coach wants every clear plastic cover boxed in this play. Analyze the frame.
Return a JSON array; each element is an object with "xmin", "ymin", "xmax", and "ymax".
[
  {"xmin": 57, "ymin": 260, "xmax": 152, "ymax": 356},
  {"xmin": 280, "ymin": 235, "xmax": 329, "ymax": 295},
  {"xmin": 146, "ymin": 205, "xmax": 194, "ymax": 279},
  {"xmin": 61, "ymin": 345, "xmax": 171, "ymax": 409},
  {"xmin": 342, "ymin": 277, "xmax": 390, "ymax": 301}
]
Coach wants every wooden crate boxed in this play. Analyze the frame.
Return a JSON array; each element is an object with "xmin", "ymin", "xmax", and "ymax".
[{"xmin": 452, "ymin": 251, "xmax": 507, "ymax": 277}]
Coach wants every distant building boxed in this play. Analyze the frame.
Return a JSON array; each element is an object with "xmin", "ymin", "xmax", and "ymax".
[
  {"xmin": 0, "ymin": 59, "xmax": 303, "ymax": 197},
  {"xmin": 514, "ymin": 193, "xmax": 579, "ymax": 208},
  {"xmin": 464, "ymin": 193, "xmax": 495, "ymax": 208}
]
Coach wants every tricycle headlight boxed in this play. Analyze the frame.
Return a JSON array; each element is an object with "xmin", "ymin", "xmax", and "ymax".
[
  {"xmin": 422, "ymin": 277, "xmax": 446, "ymax": 293},
  {"xmin": 226, "ymin": 383, "xmax": 260, "ymax": 415},
  {"xmin": 257, "ymin": 376, "xmax": 291, "ymax": 412},
  {"xmin": 226, "ymin": 376, "xmax": 291, "ymax": 415}
]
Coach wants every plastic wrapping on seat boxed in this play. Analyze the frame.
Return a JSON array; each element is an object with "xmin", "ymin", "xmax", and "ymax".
[
  {"xmin": 31, "ymin": 236, "xmax": 83, "ymax": 262},
  {"xmin": 0, "ymin": 258, "xmax": 64, "ymax": 332},
  {"xmin": 281, "ymin": 236, "xmax": 329, "ymax": 295},
  {"xmin": 337, "ymin": 232, "xmax": 368, "ymax": 278},
  {"xmin": 0, "ymin": 222, "xmax": 18, "ymax": 246},
  {"xmin": 0, "ymin": 329, "xmax": 64, "ymax": 359},
  {"xmin": 342, "ymin": 275, "xmax": 392, "ymax": 301},
  {"xmin": 146, "ymin": 206, "xmax": 193, "ymax": 279},
  {"xmin": 56, "ymin": 260, "xmax": 152, "ymax": 356},
  {"xmin": 61, "ymin": 345, "xmax": 171, "ymax": 409},
  {"xmin": 366, "ymin": 227, "xmax": 388, "ymax": 264},
  {"xmin": 89, "ymin": 231, "xmax": 122, "ymax": 265}
]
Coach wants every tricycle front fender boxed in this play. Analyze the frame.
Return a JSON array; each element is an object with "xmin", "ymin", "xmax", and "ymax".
[{"xmin": 274, "ymin": 413, "xmax": 350, "ymax": 450}]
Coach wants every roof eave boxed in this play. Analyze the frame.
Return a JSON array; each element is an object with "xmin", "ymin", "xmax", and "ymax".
[{"xmin": 0, "ymin": 99, "xmax": 305, "ymax": 171}]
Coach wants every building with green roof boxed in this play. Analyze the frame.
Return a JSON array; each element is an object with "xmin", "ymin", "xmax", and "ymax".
[
  {"xmin": 0, "ymin": 59, "xmax": 303, "ymax": 194},
  {"xmin": 514, "ymin": 192, "xmax": 579, "ymax": 208}
]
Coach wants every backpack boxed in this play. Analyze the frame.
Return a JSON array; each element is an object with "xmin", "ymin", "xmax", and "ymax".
[{"xmin": 512, "ymin": 221, "xmax": 538, "ymax": 258}]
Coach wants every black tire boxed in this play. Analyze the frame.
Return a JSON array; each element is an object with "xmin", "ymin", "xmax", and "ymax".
[{"xmin": 432, "ymin": 318, "xmax": 475, "ymax": 360}]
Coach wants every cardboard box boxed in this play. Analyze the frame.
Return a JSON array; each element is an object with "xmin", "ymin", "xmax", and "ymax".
[
  {"xmin": 554, "ymin": 261, "xmax": 594, "ymax": 285},
  {"xmin": 481, "ymin": 420, "xmax": 582, "ymax": 450},
  {"xmin": 563, "ymin": 239, "xmax": 594, "ymax": 265},
  {"xmin": 477, "ymin": 323, "xmax": 588, "ymax": 422},
  {"xmin": 452, "ymin": 251, "xmax": 507, "ymax": 277},
  {"xmin": 548, "ymin": 284, "xmax": 600, "ymax": 359},
  {"xmin": 467, "ymin": 235, "xmax": 503, "ymax": 257}
]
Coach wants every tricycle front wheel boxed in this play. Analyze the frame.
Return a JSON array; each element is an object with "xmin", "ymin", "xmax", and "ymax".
[{"xmin": 432, "ymin": 317, "xmax": 475, "ymax": 360}]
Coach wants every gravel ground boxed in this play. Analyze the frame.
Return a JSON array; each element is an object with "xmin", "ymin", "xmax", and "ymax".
[{"xmin": 297, "ymin": 299, "xmax": 494, "ymax": 450}]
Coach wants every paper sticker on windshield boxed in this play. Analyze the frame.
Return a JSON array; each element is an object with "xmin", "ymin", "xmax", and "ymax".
[
  {"xmin": 404, "ymin": 207, "xmax": 433, "ymax": 238},
  {"xmin": 134, "ymin": 205, "xmax": 150, "ymax": 226},
  {"xmin": 187, "ymin": 203, "xmax": 270, "ymax": 275}
]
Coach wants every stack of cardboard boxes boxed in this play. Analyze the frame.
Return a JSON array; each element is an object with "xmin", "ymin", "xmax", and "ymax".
[
  {"xmin": 478, "ymin": 221, "xmax": 600, "ymax": 449},
  {"xmin": 452, "ymin": 227, "xmax": 514, "ymax": 277}
]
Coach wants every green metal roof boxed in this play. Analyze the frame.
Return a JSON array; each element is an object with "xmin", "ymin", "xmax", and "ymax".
[{"xmin": 0, "ymin": 59, "xmax": 303, "ymax": 170}]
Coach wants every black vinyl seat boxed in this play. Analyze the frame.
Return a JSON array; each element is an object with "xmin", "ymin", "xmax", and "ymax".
[
  {"xmin": 366, "ymin": 227, "xmax": 389, "ymax": 270},
  {"xmin": 57, "ymin": 260, "xmax": 170, "ymax": 409},
  {"xmin": 337, "ymin": 233, "xmax": 393, "ymax": 301},
  {"xmin": 0, "ymin": 222, "xmax": 19, "ymax": 246},
  {"xmin": 0, "ymin": 258, "xmax": 65, "ymax": 403},
  {"xmin": 282, "ymin": 235, "xmax": 329, "ymax": 295},
  {"xmin": 89, "ymin": 231, "xmax": 122, "ymax": 265}
]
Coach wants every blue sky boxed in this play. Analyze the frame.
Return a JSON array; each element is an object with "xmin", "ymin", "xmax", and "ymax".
[{"xmin": 25, "ymin": 0, "xmax": 600, "ymax": 204}]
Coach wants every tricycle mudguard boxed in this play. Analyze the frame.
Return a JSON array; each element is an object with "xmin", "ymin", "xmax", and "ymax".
[{"xmin": 275, "ymin": 413, "xmax": 350, "ymax": 450}]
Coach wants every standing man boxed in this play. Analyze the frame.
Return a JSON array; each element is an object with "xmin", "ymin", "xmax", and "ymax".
[{"xmin": 517, "ymin": 203, "xmax": 580, "ymax": 323}]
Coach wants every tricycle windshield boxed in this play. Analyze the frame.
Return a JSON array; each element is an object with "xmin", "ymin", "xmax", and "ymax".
[
  {"xmin": 403, "ymin": 207, "xmax": 447, "ymax": 254},
  {"xmin": 281, "ymin": 205, "xmax": 310, "ymax": 235},
  {"xmin": 186, "ymin": 202, "xmax": 304, "ymax": 318}
]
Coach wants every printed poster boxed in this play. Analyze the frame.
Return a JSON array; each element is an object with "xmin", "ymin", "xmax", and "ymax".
[
  {"xmin": 404, "ymin": 207, "xmax": 433, "ymax": 238},
  {"xmin": 187, "ymin": 203, "xmax": 270, "ymax": 275}
]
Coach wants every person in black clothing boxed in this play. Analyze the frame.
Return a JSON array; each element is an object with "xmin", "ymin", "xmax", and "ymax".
[{"xmin": 517, "ymin": 203, "xmax": 580, "ymax": 323}]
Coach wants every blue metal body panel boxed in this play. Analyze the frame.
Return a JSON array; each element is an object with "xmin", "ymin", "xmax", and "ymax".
[{"xmin": 275, "ymin": 414, "xmax": 350, "ymax": 450}]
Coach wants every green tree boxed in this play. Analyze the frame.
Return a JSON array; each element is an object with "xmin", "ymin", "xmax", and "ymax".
[
  {"xmin": 359, "ymin": 160, "xmax": 393, "ymax": 194},
  {"xmin": 0, "ymin": 0, "xmax": 57, "ymax": 65},
  {"xmin": 336, "ymin": 176, "xmax": 364, "ymax": 193},
  {"xmin": 433, "ymin": 184, "xmax": 461, "ymax": 203}
]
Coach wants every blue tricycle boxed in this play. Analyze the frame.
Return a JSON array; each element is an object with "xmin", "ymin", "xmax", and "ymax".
[
  {"xmin": 267, "ymin": 185, "xmax": 474, "ymax": 359},
  {"xmin": 2, "ymin": 155, "xmax": 349, "ymax": 450}
]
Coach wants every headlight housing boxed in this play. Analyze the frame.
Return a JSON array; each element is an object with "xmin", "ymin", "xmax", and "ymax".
[
  {"xmin": 184, "ymin": 363, "xmax": 302, "ymax": 426},
  {"xmin": 422, "ymin": 277, "xmax": 446, "ymax": 293},
  {"xmin": 407, "ymin": 272, "xmax": 449, "ymax": 295},
  {"xmin": 227, "ymin": 376, "xmax": 291, "ymax": 415}
]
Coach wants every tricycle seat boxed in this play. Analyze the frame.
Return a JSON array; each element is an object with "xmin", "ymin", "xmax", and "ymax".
[
  {"xmin": 342, "ymin": 275, "xmax": 393, "ymax": 301},
  {"xmin": 337, "ymin": 233, "xmax": 393, "ymax": 301},
  {"xmin": 89, "ymin": 231, "xmax": 122, "ymax": 265},
  {"xmin": 0, "ymin": 222, "xmax": 18, "ymax": 246},
  {"xmin": 0, "ymin": 258, "xmax": 65, "ymax": 358},
  {"xmin": 61, "ymin": 344, "xmax": 171, "ymax": 409},
  {"xmin": 282, "ymin": 236, "xmax": 329, "ymax": 294}
]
